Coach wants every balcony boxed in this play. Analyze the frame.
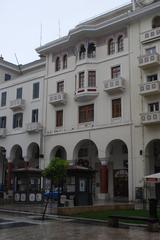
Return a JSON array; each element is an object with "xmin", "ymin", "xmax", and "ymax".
[
  {"xmin": 140, "ymin": 112, "xmax": 160, "ymax": 125},
  {"xmin": 141, "ymin": 27, "xmax": 160, "ymax": 43},
  {"xmin": 0, "ymin": 128, "xmax": 6, "ymax": 138},
  {"xmin": 104, "ymin": 77, "xmax": 125, "ymax": 94},
  {"xmin": 139, "ymin": 81, "xmax": 160, "ymax": 96},
  {"xmin": 10, "ymin": 99, "xmax": 25, "ymax": 111},
  {"xmin": 74, "ymin": 87, "xmax": 99, "ymax": 102},
  {"xmin": 138, "ymin": 53, "xmax": 160, "ymax": 69},
  {"xmin": 49, "ymin": 92, "xmax": 67, "ymax": 106},
  {"xmin": 26, "ymin": 122, "xmax": 43, "ymax": 133}
]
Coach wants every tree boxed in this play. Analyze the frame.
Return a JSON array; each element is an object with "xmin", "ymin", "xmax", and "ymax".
[
  {"xmin": 42, "ymin": 157, "xmax": 68, "ymax": 219},
  {"xmin": 43, "ymin": 157, "xmax": 68, "ymax": 188}
]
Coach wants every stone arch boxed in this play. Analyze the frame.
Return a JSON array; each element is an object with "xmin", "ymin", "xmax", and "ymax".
[
  {"xmin": 50, "ymin": 146, "xmax": 67, "ymax": 160},
  {"xmin": 145, "ymin": 139, "xmax": 160, "ymax": 175},
  {"xmin": 73, "ymin": 139, "xmax": 99, "ymax": 168},
  {"xmin": 145, "ymin": 139, "xmax": 160, "ymax": 201},
  {"xmin": 108, "ymin": 38, "xmax": 115, "ymax": 55},
  {"xmin": 10, "ymin": 145, "xmax": 24, "ymax": 169},
  {"xmin": 117, "ymin": 35, "xmax": 124, "ymax": 52},
  {"xmin": 106, "ymin": 139, "xmax": 128, "ymax": 200},
  {"xmin": 55, "ymin": 56, "xmax": 61, "ymax": 71},
  {"xmin": 63, "ymin": 54, "xmax": 67, "ymax": 69},
  {"xmin": 27, "ymin": 142, "xmax": 40, "ymax": 168},
  {"xmin": 87, "ymin": 42, "xmax": 96, "ymax": 58},
  {"xmin": 79, "ymin": 44, "xmax": 86, "ymax": 60}
]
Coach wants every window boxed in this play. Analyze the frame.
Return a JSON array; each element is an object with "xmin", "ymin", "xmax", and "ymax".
[
  {"xmin": 56, "ymin": 110, "xmax": 63, "ymax": 127},
  {"xmin": 145, "ymin": 47, "xmax": 156, "ymax": 55},
  {"xmin": 0, "ymin": 116, "xmax": 6, "ymax": 128},
  {"xmin": 148, "ymin": 102, "xmax": 159, "ymax": 112},
  {"xmin": 79, "ymin": 44, "xmax": 86, "ymax": 60},
  {"xmin": 32, "ymin": 109, "xmax": 38, "ymax": 123},
  {"xmin": 63, "ymin": 54, "xmax": 67, "ymax": 69},
  {"xmin": 1, "ymin": 92, "xmax": 7, "ymax": 107},
  {"xmin": 108, "ymin": 39, "xmax": 115, "ymax": 55},
  {"xmin": 78, "ymin": 148, "xmax": 88, "ymax": 158},
  {"xmin": 13, "ymin": 113, "xmax": 23, "ymax": 128},
  {"xmin": 117, "ymin": 35, "xmax": 124, "ymax": 52},
  {"xmin": 79, "ymin": 104, "xmax": 94, "ymax": 123},
  {"xmin": 57, "ymin": 81, "xmax": 64, "ymax": 93},
  {"xmin": 16, "ymin": 88, "xmax": 22, "ymax": 99},
  {"xmin": 147, "ymin": 74, "xmax": 158, "ymax": 82},
  {"xmin": 87, "ymin": 42, "xmax": 96, "ymax": 58},
  {"xmin": 152, "ymin": 16, "xmax": 160, "ymax": 29},
  {"xmin": 112, "ymin": 98, "xmax": 121, "ymax": 118},
  {"xmin": 88, "ymin": 71, "xmax": 96, "ymax": 87},
  {"xmin": 5, "ymin": 74, "xmax": 11, "ymax": 81},
  {"xmin": 55, "ymin": 57, "xmax": 61, "ymax": 71},
  {"xmin": 79, "ymin": 72, "xmax": 85, "ymax": 88},
  {"xmin": 32, "ymin": 82, "xmax": 39, "ymax": 99},
  {"xmin": 111, "ymin": 66, "xmax": 121, "ymax": 79}
]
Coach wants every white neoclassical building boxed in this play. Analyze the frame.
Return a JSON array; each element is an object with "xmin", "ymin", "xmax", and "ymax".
[{"xmin": 0, "ymin": 0, "xmax": 160, "ymax": 203}]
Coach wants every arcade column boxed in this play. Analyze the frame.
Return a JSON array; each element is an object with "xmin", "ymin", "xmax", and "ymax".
[
  {"xmin": 24, "ymin": 156, "xmax": 29, "ymax": 168},
  {"xmin": 99, "ymin": 159, "xmax": 109, "ymax": 200},
  {"xmin": 7, "ymin": 161, "xmax": 13, "ymax": 191}
]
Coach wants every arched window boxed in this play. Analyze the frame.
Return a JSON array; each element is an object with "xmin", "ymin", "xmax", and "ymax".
[
  {"xmin": 87, "ymin": 42, "xmax": 96, "ymax": 58},
  {"xmin": 117, "ymin": 35, "xmax": 124, "ymax": 52},
  {"xmin": 55, "ymin": 57, "xmax": 60, "ymax": 71},
  {"xmin": 63, "ymin": 54, "xmax": 67, "ymax": 69},
  {"xmin": 108, "ymin": 39, "xmax": 115, "ymax": 55},
  {"xmin": 152, "ymin": 16, "xmax": 160, "ymax": 29},
  {"xmin": 79, "ymin": 44, "xmax": 86, "ymax": 60}
]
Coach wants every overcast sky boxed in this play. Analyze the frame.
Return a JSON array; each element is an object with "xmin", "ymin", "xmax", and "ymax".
[{"xmin": 0, "ymin": 0, "xmax": 130, "ymax": 64}]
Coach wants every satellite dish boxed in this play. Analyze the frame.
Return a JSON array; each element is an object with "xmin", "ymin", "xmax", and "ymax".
[{"xmin": 139, "ymin": 0, "xmax": 155, "ymax": 5}]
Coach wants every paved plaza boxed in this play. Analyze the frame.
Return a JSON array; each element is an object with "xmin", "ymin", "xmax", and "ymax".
[{"xmin": 0, "ymin": 212, "xmax": 159, "ymax": 240}]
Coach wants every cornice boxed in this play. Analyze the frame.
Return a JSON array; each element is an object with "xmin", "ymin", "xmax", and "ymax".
[
  {"xmin": 0, "ymin": 58, "xmax": 45, "ymax": 73},
  {"xmin": 36, "ymin": 1, "xmax": 160, "ymax": 55}
]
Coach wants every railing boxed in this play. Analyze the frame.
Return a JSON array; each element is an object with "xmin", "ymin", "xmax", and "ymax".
[
  {"xmin": 104, "ymin": 77, "xmax": 125, "ymax": 94},
  {"xmin": 26, "ymin": 122, "xmax": 42, "ymax": 132},
  {"xmin": 141, "ymin": 27, "xmax": 160, "ymax": 43},
  {"xmin": 10, "ymin": 99, "xmax": 25, "ymax": 111},
  {"xmin": 138, "ymin": 53, "xmax": 160, "ymax": 68},
  {"xmin": 139, "ymin": 81, "xmax": 160, "ymax": 96},
  {"xmin": 74, "ymin": 87, "xmax": 98, "ymax": 101},
  {"xmin": 49, "ymin": 92, "xmax": 67, "ymax": 106},
  {"xmin": 140, "ymin": 112, "xmax": 160, "ymax": 125}
]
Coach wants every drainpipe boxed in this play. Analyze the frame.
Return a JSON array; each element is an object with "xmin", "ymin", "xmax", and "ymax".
[{"xmin": 128, "ymin": 24, "xmax": 134, "ymax": 201}]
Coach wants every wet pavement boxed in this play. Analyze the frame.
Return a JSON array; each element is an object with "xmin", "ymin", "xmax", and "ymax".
[{"xmin": 0, "ymin": 212, "xmax": 159, "ymax": 240}]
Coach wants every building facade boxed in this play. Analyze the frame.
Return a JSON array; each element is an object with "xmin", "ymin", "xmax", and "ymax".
[{"xmin": 0, "ymin": 0, "xmax": 160, "ymax": 202}]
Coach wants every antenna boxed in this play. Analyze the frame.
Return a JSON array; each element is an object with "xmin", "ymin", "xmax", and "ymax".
[
  {"xmin": 40, "ymin": 23, "xmax": 43, "ymax": 46},
  {"xmin": 132, "ymin": 0, "xmax": 136, "ymax": 11},
  {"xmin": 14, "ymin": 53, "xmax": 22, "ymax": 74},
  {"xmin": 58, "ymin": 19, "xmax": 61, "ymax": 38}
]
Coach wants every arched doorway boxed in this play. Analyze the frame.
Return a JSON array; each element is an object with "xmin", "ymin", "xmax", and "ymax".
[
  {"xmin": 145, "ymin": 139, "xmax": 160, "ymax": 201},
  {"xmin": 10, "ymin": 145, "xmax": 24, "ymax": 169},
  {"xmin": 0, "ymin": 147, "xmax": 7, "ymax": 191},
  {"xmin": 27, "ymin": 143, "xmax": 40, "ymax": 168},
  {"xmin": 106, "ymin": 139, "xmax": 128, "ymax": 201},
  {"xmin": 73, "ymin": 139, "xmax": 99, "ymax": 199},
  {"xmin": 50, "ymin": 146, "xmax": 67, "ymax": 160}
]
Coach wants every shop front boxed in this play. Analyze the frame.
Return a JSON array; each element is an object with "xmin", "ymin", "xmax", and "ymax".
[{"xmin": 13, "ymin": 168, "xmax": 42, "ymax": 203}]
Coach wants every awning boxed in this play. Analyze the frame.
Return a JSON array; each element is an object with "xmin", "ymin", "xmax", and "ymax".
[{"xmin": 144, "ymin": 173, "xmax": 160, "ymax": 183}]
